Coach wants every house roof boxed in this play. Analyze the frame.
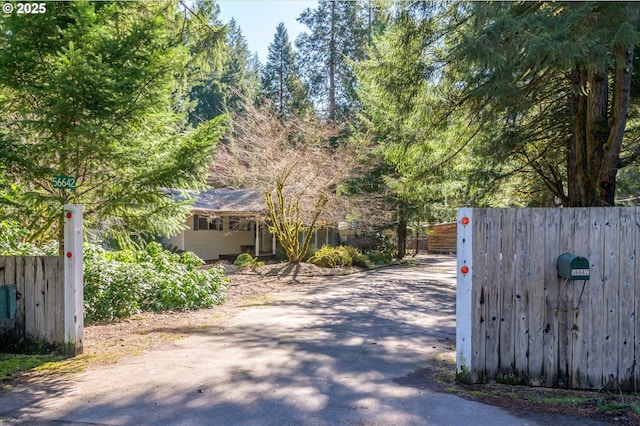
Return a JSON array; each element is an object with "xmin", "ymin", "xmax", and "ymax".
[{"xmin": 186, "ymin": 188, "xmax": 266, "ymax": 215}]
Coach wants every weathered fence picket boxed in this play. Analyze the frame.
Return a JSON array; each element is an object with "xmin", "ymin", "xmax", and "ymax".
[{"xmin": 457, "ymin": 207, "xmax": 640, "ymax": 391}]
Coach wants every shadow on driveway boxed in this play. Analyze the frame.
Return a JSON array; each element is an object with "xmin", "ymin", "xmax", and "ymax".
[{"xmin": 0, "ymin": 256, "xmax": 542, "ymax": 425}]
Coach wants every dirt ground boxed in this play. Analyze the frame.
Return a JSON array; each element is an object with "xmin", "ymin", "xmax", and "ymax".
[{"xmin": 16, "ymin": 262, "xmax": 640, "ymax": 425}]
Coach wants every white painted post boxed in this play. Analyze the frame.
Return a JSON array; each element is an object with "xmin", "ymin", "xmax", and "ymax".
[
  {"xmin": 272, "ymin": 228, "xmax": 277, "ymax": 255},
  {"xmin": 63, "ymin": 204, "xmax": 83, "ymax": 356},
  {"xmin": 255, "ymin": 216, "xmax": 260, "ymax": 257},
  {"xmin": 456, "ymin": 208, "xmax": 473, "ymax": 380}
]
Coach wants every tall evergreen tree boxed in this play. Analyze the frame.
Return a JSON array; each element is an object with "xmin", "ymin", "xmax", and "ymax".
[
  {"xmin": 261, "ymin": 23, "xmax": 309, "ymax": 117},
  {"xmin": 0, "ymin": 1, "xmax": 227, "ymax": 246},
  {"xmin": 296, "ymin": 0, "xmax": 381, "ymax": 124},
  {"xmin": 451, "ymin": 2, "xmax": 640, "ymax": 207},
  {"xmin": 360, "ymin": 2, "xmax": 640, "ymax": 208},
  {"xmin": 189, "ymin": 18, "xmax": 260, "ymax": 124},
  {"xmin": 355, "ymin": 2, "xmax": 472, "ymax": 254}
]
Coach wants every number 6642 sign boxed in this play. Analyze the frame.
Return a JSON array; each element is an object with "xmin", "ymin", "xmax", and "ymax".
[{"xmin": 52, "ymin": 175, "xmax": 77, "ymax": 190}]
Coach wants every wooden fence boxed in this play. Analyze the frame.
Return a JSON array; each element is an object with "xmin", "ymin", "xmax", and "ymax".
[
  {"xmin": 427, "ymin": 222, "xmax": 457, "ymax": 254},
  {"xmin": 0, "ymin": 205, "xmax": 84, "ymax": 355},
  {"xmin": 0, "ymin": 256, "xmax": 65, "ymax": 345},
  {"xmin": 456, "ymin": 207, "xmax": 640, "ymax": 390}
]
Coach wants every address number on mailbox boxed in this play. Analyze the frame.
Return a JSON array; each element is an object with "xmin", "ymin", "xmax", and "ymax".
[{"xmin": 572, "ymin": 269, "xmax": 589, "ymax": 277}]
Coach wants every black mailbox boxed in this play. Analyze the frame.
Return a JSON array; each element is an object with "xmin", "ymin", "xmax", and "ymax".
[{"xmin": 557, "ymin": 253, "xmax": 590, "ymax": 280}]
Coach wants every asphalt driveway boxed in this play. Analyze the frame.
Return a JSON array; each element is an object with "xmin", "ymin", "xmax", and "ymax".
[{"xmin": 0, "ymin": 256, "xmax": 542, "ymax": 425}]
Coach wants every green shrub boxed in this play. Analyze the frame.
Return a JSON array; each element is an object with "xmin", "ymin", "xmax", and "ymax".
[
  {"xmin": 308, "ymin": 245, "xmax": 353, "ymax": 268},
  {"xmin": 342, "ymin": 246, "xmax": 369, "ymax": 268},
  {"xmin": 233, "ymin": 253, "xmax": 264, "ymax": 268},
  {"xmin": 84, "ymin": 242, "xmax": 228, "ymax": 322},
  {"xmin": 365, "ymin": 249, "xmax": 393, "ymax": 265}
]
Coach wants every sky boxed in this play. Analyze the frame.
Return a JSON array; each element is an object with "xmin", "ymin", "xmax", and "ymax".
[{"xmin": 217, "ymin": 0, "xmax": 318, "ymax": 63}]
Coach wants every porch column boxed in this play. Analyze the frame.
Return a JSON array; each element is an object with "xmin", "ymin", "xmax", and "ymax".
[
  {"xmin": 255, "ymin": 215, "xmax": 260, "ymax": 257},
  {"xmin": 272, "ymin": 228, "xmax": 276, "ymax": 255}
]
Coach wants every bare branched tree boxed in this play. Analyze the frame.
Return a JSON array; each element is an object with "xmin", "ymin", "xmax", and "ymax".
[{"xmin": 208, "ymin": 101, "xmax": 379, "ymax": 262}]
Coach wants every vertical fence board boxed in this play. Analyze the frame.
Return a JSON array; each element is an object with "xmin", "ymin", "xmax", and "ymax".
[
  {"xmin": 23, "ymin": 257, "xmax": 36, "ymax": 338},
  {"xmin": 528, "ymin": 209, "xmax": 546, "ymax": 386},
  {"xmin": 543, "ymin": 208, "xmax": 561, "ymax": 387},
  {"xmin": 43, "ymin": 257, "xmax": 60, "ymax": 343},
  {"xmin": 472, "ymin": 209, "xmax": 488, "ymax": 381},
  {"xmin": 53, "ymin": 257, "xmax": 66, "ymax": 344},
  {"xmin": 43, "ymin": 258, "xmax": 55, "ymax": 343},
  {"xmin": 14, "ymin": 258, "xmax": 25, "ymax": 336},
  {"xmin": 499, "ymin": 209, "xmax": 517, "ymax": 373},
  {"xmin": 602, "ymin": 209, "xmax": 620, "ymax": 388},
  {"xmin": 587, "ymin": 208, "xmax": 606, "ymax": 388},
  {"xmin": 3, "ymin": 257, "xmax": 15, "ymax": 286},
  {"xmin": 484, "ymin": 209, "xmax": 503, "ymax": 376},
  {"xmin": 618, "ymin": 208, "xmax": 636, "ymax": 390},
  {"xmin": 571, "ymin": 208, "xmax": 590, "ymax": 388},
  {"xmin": 33, "ymin": 257, "xmax": 46, "ymax": 340},
  {"xmin": 514, "ymin": 209, "xmax": 531, "ymax": 378}
]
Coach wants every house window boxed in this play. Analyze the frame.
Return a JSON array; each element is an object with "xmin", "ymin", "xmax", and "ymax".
[
  {"xmin": 194, "ymin": 215, "xmax": 222, "ymax": 231},
  {"xmin": 208, "ymin": 218, "xmax": 223, "ymax": 231},
  {"xmin": 229, "ymin": 217, "xmax": 252, "ymax": 232}
]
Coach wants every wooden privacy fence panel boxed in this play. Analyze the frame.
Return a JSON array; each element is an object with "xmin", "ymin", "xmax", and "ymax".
[
  {"xmin": 0, "ymin": 256, "xmax": 65, "ymax": 345},
  {"xmin": 456, "ymin": 207, "xmax": 640, "ymax": 391},
  {"xmin": 427, "ymin": 222, "xmax": 457, "ymax": 254}
]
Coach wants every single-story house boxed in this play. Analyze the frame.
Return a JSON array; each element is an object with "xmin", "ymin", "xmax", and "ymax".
[{"xmin": 165, "ymin": 188, "xmax": 339, "ymax": 262}]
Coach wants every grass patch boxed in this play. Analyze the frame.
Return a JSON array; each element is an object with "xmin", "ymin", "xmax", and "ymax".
[
  {"xmin": 540, "ymin": 396, "xmax": 592, "ymax": 405},
  {"xmin": 597, "ymin": 397, "xmax": 640, "ymax": 415},
  {"xmin": 0, "ymin": 353, "xmax": 65, "ymax": 382}
]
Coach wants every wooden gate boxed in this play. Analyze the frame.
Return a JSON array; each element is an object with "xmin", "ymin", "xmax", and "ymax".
[
  {"xmin": 456, "ymin": 207, "xmax": 640, "ymax": 390},
  {"xmin": 0, "ymin": 257, "xmax": 65, "ymax": 345},
  {"xmin": 0, "ymin": 205, "xmax": 84, "ymax": 355}
]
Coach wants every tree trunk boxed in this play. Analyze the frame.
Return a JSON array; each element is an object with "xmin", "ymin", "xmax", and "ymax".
[
  {"xmin": 396, "ymin": 208, "xmax": 406, "ymax": 260},
  {"xmin": 567, "ymin": 11, "xmax": 637, "ymax": 207},
  {"xmin": 598, "ymin": 43, "xmax": 635, "ymax": 206}
]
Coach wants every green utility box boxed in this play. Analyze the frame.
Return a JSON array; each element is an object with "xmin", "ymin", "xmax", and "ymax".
[
  {"xmin": 0, "ymin": 284, "xmax": 18, "ymax": 320},
  {"xmin": 557, "ymin": 253, "xmax": 590, "ymax": 280}
]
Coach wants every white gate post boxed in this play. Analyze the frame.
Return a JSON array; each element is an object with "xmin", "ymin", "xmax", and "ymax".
[
  {"xmin": 63, "ymin": 204, "xmax": 83, "ymax": 356},
  {"xmin": 456, "ymin": 208, "xmax": 473, "ymax": 381}
]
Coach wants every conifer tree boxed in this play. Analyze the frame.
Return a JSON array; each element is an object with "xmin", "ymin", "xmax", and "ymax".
[
  {"xmin": 190, "ymin": 18, "xmax": 260, "ymax": 123},
  {"xmin": 0, "ymin": 1, "xmax": 227, "ymax": 246},
  {"xmin": 360, "ymin": 2, "xmax": 640, "ymax": 207},
  {"xmin": 296, "ymin": 0, "xmax": 379, "ymax": 123},
  {"xmin": 261, "ymin": 23, "xmax": 310, "ymax": 117}
]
